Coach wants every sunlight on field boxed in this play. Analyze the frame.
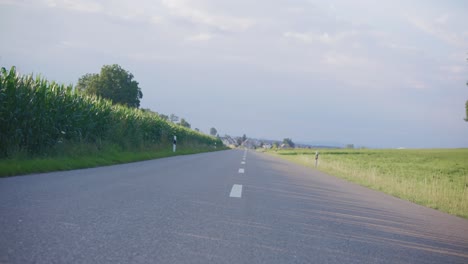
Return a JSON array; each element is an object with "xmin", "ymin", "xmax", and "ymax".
[{"xmin": 268, "ymin": 149, "xmax": 468, "ymax": 219}]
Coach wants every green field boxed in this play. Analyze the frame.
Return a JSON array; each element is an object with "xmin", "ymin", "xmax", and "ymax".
[{"xmin": 266, "ymin": 148, "xmax": 468, "ymax": 218}]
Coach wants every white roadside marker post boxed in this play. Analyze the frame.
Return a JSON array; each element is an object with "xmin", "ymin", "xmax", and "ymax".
[
  {"xmin": 315, "ymin": 151, "xmax": 319, "ymax": 168},
  {"xmin": 173, "ymin": 135, "xmax": 177, "ymax": 153}
]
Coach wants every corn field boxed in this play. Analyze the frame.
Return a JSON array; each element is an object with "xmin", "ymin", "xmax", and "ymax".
[{"xmin": 0, "ymin": 66, "xmax": 221, "ymax": 158}]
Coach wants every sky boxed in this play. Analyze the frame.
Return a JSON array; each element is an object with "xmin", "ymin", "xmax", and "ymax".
[{"xmin": 1, "ymin": 0, "xmax": 467, "ymax": 148}]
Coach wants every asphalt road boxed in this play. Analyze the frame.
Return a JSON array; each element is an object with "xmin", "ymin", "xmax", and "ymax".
[{"xmin": 0, "ymin": 149, "xmax": 467, "ymax": 263}]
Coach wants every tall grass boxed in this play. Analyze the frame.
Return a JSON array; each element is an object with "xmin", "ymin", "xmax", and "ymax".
[
  {"xmin": 0, "ymin": 66, "xmax": 221, "ymax": 159},
  {"xmin": 268, "ymin": 148, "xmax": 468, "ymax": 218}
]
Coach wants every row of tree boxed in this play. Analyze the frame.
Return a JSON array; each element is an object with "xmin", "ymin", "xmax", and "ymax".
[
  {"xmin": 255, "ymin": 138, "xmax": 296, "ymax": 148},
  {"xmin": 76, "ymin": 64, "xmax": 219, "ymax": 135}
]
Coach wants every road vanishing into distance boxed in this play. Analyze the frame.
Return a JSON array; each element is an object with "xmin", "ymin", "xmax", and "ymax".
[{"xmin": 1, "ymin": 149, "xmax": 467, "ymax": 263}]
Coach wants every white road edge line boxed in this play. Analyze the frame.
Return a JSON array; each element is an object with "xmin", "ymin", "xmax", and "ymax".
[
  {"xmin": 230, "ymin": 184, "xmax": 243, "ymax": 198},
  {"xmin": 238, "ymin": 168, "xmax": 245, "ymax": 173}
]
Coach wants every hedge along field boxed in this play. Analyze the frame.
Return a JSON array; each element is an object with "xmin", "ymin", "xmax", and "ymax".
[
  {"xmin": 0, "ymin": 66, "xmax": 222, "ymax": 174},
  {"xmin": 267, "ymin": 148, "xmax": 468, "ymax": 219}
]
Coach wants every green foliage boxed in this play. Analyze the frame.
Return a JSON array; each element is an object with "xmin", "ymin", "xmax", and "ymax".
[
  {"xmin": 282, "ymin": 138, "xmax": 295, "ymax": 148},
  {"xmin": 170, "ymin": 114, "xmax": 179, "ymax": 123},
  {"xmin": 0, "ymin": 66, "xmax": 222, "ymax": 159},
  {"xmin": 465, "ymin": 100, "xmax": 467, "ymax": 121},
  {"xmin": 77, "ymin": 64, "xmax": 143, "ymax": 108},
  {"xmin": 179, "ymin": 118, "xmax": 191, "ymax": 128},
  {"xmin": 210, "ymin": 127, "xmax": 217, "ymax": 136},
  {"xmin": 270, "ymin": 148, "xmax": 468, "ymax": 218},
  {"xmin": 159, "ymin": 114, "xmax": 169, "ymax": 121},
  {"xmin": 76, "ymin": 73, "xmax": 99, "ymax": 94},
  {"xmin": 0, "ymin": 144, "xmax": 220, "ymax": 177}
]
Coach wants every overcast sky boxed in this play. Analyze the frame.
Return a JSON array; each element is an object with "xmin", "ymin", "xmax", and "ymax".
[{"xmin": 1, "ymin": 0, "xmax": 467, "ymax": 148}]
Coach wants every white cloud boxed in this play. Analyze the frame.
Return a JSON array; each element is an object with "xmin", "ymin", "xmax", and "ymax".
[
  {"xmin": 435, "ymin": 14, "xmax": 450, "ymax": 25},
  {"xmin": 320, "ymin": 52, "xmax": 374, "ymax": 70},
  {"xmin": 321, "ymin": 53, "xmax": 350, "ymax": 66},
  {"xmin": 150, "ymin": 15, "xmax": 164, "ymax": 25},
  {"xmin": 0, "ymin": 0, "xmax": 36, "ymax": 7},
  {"xmin": 1, "ymin": 0, "xmax": 164, "ymax": 26},
  {"xmin": 283, "ymin": 32, "xmax": 314, "ymax": 43},
  {"xmin": 58, "ymin": 40, "xmax": 88, "ymax": 49},
  {"xmin": 407, "ymin": 15, "xmax": 467, "ymax": 47},
  {"xmin": 440, "ymin": 65, "xmax": 464, "ymax": 74},
  {"xmin": 383, "ymin": 42, "xmax": 418, "ymax": 52},
  {"xmin": 126, "ymin": 52, "xmax": 175, "ymax": 62},
  {"xmin": 186, "ymin": 33, "xmax": 213, "ymax": 42},
  {"xmin": 45, "ymin": 0, "xmax": 102, "ymax": 13},
  {"xmin": 408, "ymin": 80, "xmax": 426, "ymax": 90},
  {"xmin": 0, "ymin": 0, "xmax": 20, "ymax": 5},
  {"xmin": 283, "ymin": 30, "xmax": 358, "ymax": 45},
  {"xmin": 285, "ymin": 7, "xmax": 304, "ymax": 14},
  {"xmin": 438, "ymin": 65, "xmax": 466, "ymax": 82},
  {"xmin": 161, "ymin": 0, "xmax": 254, "ymax": 32}
]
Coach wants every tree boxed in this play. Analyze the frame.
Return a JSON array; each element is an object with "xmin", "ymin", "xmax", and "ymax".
[
  {"xmin": 242, "ymin": 134, "xmax": 247, "ymax": 143},
  {"xmin": 465, "ymin": 100, "xmax": 468, "ymax": 121},
  {"xmin": 179, "ymin": 118, "xmax": 191, "ymax": 129},
  {"xmin": 159, "ymin": 114, "xmax": 169, "ymax": 121},
  {"xmin": 76, "ymin": 73, "xmax": 99, "ymax": 94},
  {"xmin": 169, "ymin": 114, "xmax": 179, "ymax": 123},
  {"xmin": 282, "ymin": 138, "xmax": 295, "ymax": 148},
  {"xmin": 346, "ymin": 144, "xmax": 355, "ymax": 149},
  {"xmin": 195, "ymin": 128, "xmax": 200, "ymax": 132},
  {"xmin": 77, "ymin": 64, "xmax": 143, "ymax": 108},
  {"xmin": 210, "ymin": 127, "xmax": 217, "ymax": 136},
  {"xmin": 141, "ymin": 108, "xmax": 158, "ymax": 116}
]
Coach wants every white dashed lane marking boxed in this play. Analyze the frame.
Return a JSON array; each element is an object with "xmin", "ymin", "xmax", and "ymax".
[
  {"xmin": 238, "ymin": 168, "xmax": 245, "ymax": 174},
  {"xmin": 229, "ymin": 184, "xmax": 243, "ymax": 198}
]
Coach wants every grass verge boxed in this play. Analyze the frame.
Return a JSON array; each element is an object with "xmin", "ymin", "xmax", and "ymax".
[
  {"xmin": 0, "ymin": 144, "xmax": 226, "ymax": 177},
  {"xmin": 264, "ymin": 148, "xmax": 468, "ymax": 219}
]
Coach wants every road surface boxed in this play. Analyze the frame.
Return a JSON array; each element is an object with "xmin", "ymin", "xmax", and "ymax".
[{"xmin": 1, "ymin": 149, "xmax": 467, "ymax": 263}]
